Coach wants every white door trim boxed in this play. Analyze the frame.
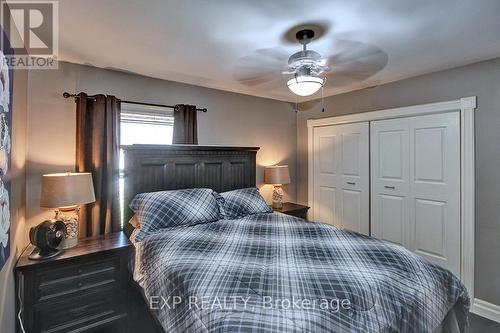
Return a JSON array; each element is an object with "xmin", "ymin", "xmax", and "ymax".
[
  {"xmin": 307, "ymin": 96, "xmax": 476, "ymax": 309},
  {"xmin": 307, "ymin": 98, "xmax": 472, "ymax": 127}
]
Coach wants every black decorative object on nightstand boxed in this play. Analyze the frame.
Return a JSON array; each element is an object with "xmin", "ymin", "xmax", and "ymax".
[
  {"xmin": 16, "ymin": 232, "xmax": 132, "ymax": 333},
  {"xmin": 270, "ymin": 202, "xmax": 310, "ymax": 219}
]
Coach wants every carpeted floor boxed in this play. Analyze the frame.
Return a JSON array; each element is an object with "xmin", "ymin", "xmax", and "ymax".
[{"xmin": 469, "ymin": 313, "xmax": 500, "ymax": 332}]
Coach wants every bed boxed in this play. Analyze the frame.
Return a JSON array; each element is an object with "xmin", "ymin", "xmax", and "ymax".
[{"xmin": 123, "ymin": 145, "xmax": 469, "ymax": 333}]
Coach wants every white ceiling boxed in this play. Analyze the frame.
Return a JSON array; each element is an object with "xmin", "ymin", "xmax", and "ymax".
[{"xmin": 58, "ymin": 0, "xmax": 500, "ymax": 102}]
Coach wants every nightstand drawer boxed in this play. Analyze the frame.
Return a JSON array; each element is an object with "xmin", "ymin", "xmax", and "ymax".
[
  {"xmin": 36, "ymin": 254, "xmax": 121, "ymax": 302},
  {"xmin": 34, "ymin": 290, "xmax": 128, "ymax": 333}
]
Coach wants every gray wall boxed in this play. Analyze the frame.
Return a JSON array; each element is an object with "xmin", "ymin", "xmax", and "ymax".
[
  {"xmin": 296, "ymin": 57, "xmax": 500, "ymax": 305},
  {"xmin": 26, "ymin": 61, "xmax": 297, "ymax": 235},
  {"xmin": 0, "ymin": 68, "xmax": 28, "ymax": 333}
]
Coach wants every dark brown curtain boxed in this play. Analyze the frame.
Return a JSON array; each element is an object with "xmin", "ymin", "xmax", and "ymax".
[
  {"xmin": 173, "ymin": 104, "xmax": 198, "ymax": 144},
  {"xmin": 75, "ymin": 93, "xmax": 121, "ymax": 237}
]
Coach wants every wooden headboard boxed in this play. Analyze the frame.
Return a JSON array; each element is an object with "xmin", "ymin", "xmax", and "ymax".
[{"xmin": 122, "ymin": 144, "xmax": 260, "ymax": 235}]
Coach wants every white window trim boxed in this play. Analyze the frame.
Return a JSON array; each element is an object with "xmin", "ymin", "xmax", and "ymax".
[{"xmin": 307, "ymin": 97, "xmax": 478, "ymax": 315}]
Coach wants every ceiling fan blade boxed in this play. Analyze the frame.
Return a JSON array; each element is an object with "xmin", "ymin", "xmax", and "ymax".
[
  {"xmin": 238, "ymin": 76, "xmax": 286, "ymax": 90},
  {"xmin": 253, "ymin": 47, "xmax": 290, "ymax": 62},
  {"xmin": 325, "ymin": 62, "xmax": 384, "ymax": 78},
  {"xmin": 322, "ymin": 39, "xmax": 388, "ymax": 86},
  {"xmin": 233, "ymin": 47, "xmax": 289, "ymax": 87},
  {"xmin": 322, "ymin": 68, "xmax": 379, "ymax": 86},
  {"xmin": 323, "ymin": 73, "xmax": 366, "ymax": 86},
  {"xmin": 325, "ymin": 40, "xmax": 388, "ymax": 69},
  {"xmin": 327, "ymin": 40, "xmax": 382, "ymax": 59},
  {"xmin": 233, "ymin": 63, "xmax": 283, "ymax": 85},
  {"xmin": 234, "ymin": 73, "xmax": 278, "ymax": 86}
]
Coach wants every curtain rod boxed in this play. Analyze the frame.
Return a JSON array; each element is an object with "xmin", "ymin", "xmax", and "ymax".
[{"xmin": 62, "ymin": 92, "xmax": 208, "ymax": 112}]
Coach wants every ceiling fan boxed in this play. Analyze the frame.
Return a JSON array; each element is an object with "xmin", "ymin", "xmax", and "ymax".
[
  {"xmin": 283, "ymin": 29, "xmax": 328, "ymax": 96},
  {"xmin": 233, "ymin": 24, "xmax": 388, "ymax": 97}
]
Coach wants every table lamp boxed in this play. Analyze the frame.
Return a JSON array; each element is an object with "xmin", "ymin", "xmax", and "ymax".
[
  {"xmin": 264, "ymin": 165, "xmax": 290, "ymax": 209},
  {"xmin": 40, "ymin": 172, "xmax": 95, "ymax": 249}
]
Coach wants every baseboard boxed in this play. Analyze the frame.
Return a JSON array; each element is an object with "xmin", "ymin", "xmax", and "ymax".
[{"xmin": 472, "ymin": 298, "xmax": 500, "ymax": 323}]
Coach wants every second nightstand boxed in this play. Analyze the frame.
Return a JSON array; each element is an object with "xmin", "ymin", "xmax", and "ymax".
[{"xmin": 271, "ymin": 202, "xmax": 310, "ymax": 219}]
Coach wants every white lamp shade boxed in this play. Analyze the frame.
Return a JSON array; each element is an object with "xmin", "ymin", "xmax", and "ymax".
[
  {"xmin": 287, "ymin": 76, "xmax": 324, "ymax": 96},
  {"xmin": 40, "ymin": 172, "xmax": 96, "ymax": 208},
  {"xmin": 264, "ymin": 165, "xmax": 291, "ymax": 185}
]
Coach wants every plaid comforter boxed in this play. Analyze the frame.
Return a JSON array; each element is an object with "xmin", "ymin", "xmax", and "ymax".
[{"xmin": 132, "ymin": 213, "xmax": 469, "ymax": 333}]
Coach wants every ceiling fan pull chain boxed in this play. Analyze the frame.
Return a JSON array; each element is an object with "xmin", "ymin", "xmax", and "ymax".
[{"xmin": 321, "ymin": 83, "xmax": 325, "ymax": 112}]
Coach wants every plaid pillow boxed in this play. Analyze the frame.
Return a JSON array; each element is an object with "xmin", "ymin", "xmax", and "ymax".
[
  {"xmin": 130, "ymin": 188, "xmax": 221, "ymax": 241},
  {"xmin": 215, "ymin": 187, "xmax": 272, "ymax": 219}
]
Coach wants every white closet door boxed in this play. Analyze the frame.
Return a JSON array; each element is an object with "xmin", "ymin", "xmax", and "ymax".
[
  {"xmin": 409, "ymin": 112, "xmax": 460, "ymax": 276},
  {"xmin": 313, "ymin": 122, "xmax": 369, "ymax": 235},
  {"xmin": 371, "ymin": 118, "xmax": 410, "ymax": 247},
  {"xmin": 371, "ymin": 112, "xmax": 460, "ymax": 276}
]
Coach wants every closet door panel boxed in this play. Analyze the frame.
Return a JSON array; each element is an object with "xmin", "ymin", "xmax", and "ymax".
[
  {"xmin": 373, "ymin": 119, "xmax": 410, "ymax": 190},
  {"xmin": 371, "ymin": 118, "xmax": 410, "ymax": 247},
  {"xmin": 414, "ymin": 128, "xmax": 446, "ymax": 182},
  {"xmin": 414, "ymin": 198, "xmax": 446, "ymax": 258},
  {"xmin": 339, "ymin": 123, "xmax": 369, "ymax": 235},
  {"xmin": 313, "ymin": 126, "xmax": 341, "ymax": 227},
  {"xmin": 341, "ymin": 133, "xmax": 361, "ymax": 176},
  {"xmin": 378, "ymin": 194, "xmax": 406, "ymax": 246},
  {"xmin": 312, "ymin": 122, "xmax": 369, "ymax": 234},
  {"xmin": 319, "ymin": 136, "xmax": 337, "ymax": 176},
  {"xmin": 341, "ymin": 189, "xmax": 362, "ymax": 232},
  {"xmin": 317, "ymin": 186, "xmax": 337, "ymax": 226},
  {"xmin": 379, "ymin": 131, "xmax": 405, "ymax": 180},
  {"xmin": 409, "ymin": 112, "xmax": 460, "ymax": 276}
]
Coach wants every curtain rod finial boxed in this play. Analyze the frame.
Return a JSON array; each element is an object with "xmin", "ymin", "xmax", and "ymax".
[{"xmin": 63, "ymin": 92, "xmax": 72, "ymax": 98}]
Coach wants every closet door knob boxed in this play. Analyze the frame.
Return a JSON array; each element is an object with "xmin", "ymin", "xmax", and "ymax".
[
  {"xmin": 347, "ymin": 181, "xmax": 356, "ymax": 185},
  {"xmin": 384, "ymin": 185, "xmax": 395, "ymax": 189}
]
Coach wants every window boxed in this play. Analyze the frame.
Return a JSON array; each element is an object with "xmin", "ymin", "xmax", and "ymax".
[{"xmin": 119, "ymin": 102, "xmax": 174, "ymax": 226}]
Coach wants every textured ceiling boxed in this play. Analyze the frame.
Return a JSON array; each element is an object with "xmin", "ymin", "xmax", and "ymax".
[{"xmin": 58, "ymin": 0, "xmax": 500, "ymax": 102}]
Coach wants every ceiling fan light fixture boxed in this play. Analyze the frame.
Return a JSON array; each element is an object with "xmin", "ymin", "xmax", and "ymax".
[{"xmin": 287, "ymin": 75, "xmax": 324, "ymax": 96}]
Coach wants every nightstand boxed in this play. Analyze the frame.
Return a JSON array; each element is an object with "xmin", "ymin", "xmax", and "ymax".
[
  {"xmin": 271, "ymin": 202, "xmax": 310, "ymax": 219},
  {"xmin": 16, "ymin": 232, "xmax": 132, "ymax": 333}
]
